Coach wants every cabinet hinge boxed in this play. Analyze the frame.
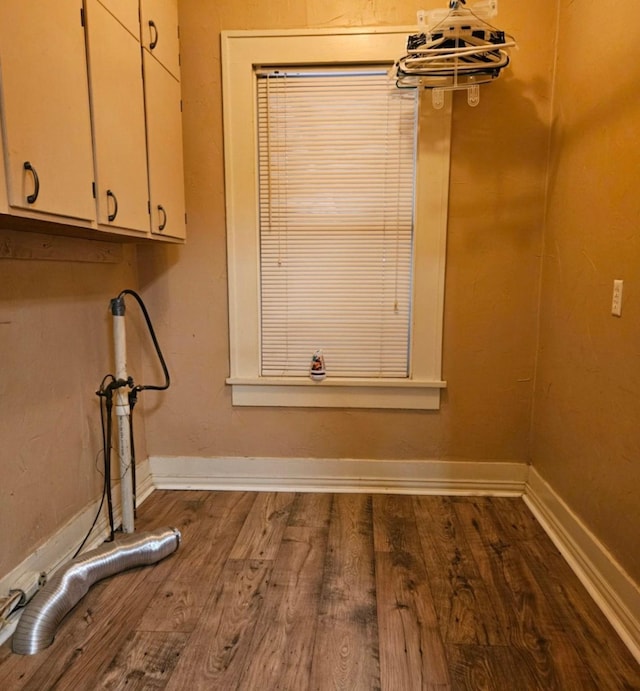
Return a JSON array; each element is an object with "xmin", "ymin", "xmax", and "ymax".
[
  {"xmin": 92, "ymin": 182, "xmax": 96, "ymax": 198},
  {"xmin": 180, "ymin": 99, "xmax": 183, "ymax": 113},
  {"xmin": 185, "ymin": 212, "xmax": 188, "ymax": 225},
  {"xmin": 80, "ymin": 7, "xmax": 85, "ymax": 27},
  {"xmin": 148, "ymin": 201, "xmax": 151, "ymax": 214}
]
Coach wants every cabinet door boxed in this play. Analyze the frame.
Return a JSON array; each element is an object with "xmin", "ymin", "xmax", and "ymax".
[
  {"xmin": 143, "ymin": 52, "xmax": 186, "ymax": 240},
  {"xmin": 96, "ymin": 0, "xmax": 140, "ymax": 38},
  {"xmin": 140, "ymin": 0, "xmax": 180, "ymax": 80},
  {"xmin": 0, "ymin": 0, "xmax": 95, "ymax": 220},
  {"xmin": 85, "ymin": 0, "xmax": 150, "ymax": 234}
]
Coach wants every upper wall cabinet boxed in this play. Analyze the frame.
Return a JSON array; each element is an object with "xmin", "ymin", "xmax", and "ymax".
[
  {"xmin": 84, "ymin": 0, "xmax": 150, "ymax": 235},
  {"xmin": 140, "ymin": 0, "xmax": 181, "ymax": 80},
  {"xmin": 141, "ymin": 0, "xmax": 186, "ymax": 240},
  {"xmin": 0, "ymin": 0, "xmax": 186, "ymax": 243},
  {"xmin": 96, "ymin": 0, "xmax": 140, "ymax": 37},
  {"xmin": 0, "ymin": 0, "xmax": 95, "ymax": 222},
  {"xmin": 143, "ymin": 51, "xmax": 186, "ymax": 240}
]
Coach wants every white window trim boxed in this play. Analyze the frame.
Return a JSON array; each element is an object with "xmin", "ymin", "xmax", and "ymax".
[{"xmin": 221, "ymin": 28, "xmax": 451, "ymax": 410}]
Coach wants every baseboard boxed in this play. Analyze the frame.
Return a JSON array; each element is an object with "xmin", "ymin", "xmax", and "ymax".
[
  {"xmin": 524, "ymin": 467, "xmax": 640, "ymax": 663},
  {"xmin": 151, "ymin": 455, "xmax": 639, "ymax": 662},
  {"xmin": 0, "ymin": 459, "xmax": 154, "ymax": 647},
  {"xmin": 3, "ymin": 456, "xmax": 638, "ymax": 665},
  {"xmin": 149, "ymin": 455, "xmax": 529, "ymax": 496}
]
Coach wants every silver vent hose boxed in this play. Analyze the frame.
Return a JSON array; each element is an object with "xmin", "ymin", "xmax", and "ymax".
[{"xmin": 12, "ymin": 527, "xmax": 181, "ymax": 655}]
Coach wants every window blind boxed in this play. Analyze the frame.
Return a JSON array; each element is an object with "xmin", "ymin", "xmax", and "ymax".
[{"xmin": 257, "ymin": 68, "xmax": 418, "ymax": 378}]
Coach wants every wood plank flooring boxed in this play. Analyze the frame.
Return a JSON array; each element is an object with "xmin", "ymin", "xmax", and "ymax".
[{"xmin": 1, "ymin": 491, "xmax": 638, "ymax": 690}]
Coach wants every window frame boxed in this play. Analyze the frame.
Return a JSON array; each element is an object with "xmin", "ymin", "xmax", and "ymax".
[{"xmin": 221, "ymin": 28, "xmax": 452, "ymax": 410}]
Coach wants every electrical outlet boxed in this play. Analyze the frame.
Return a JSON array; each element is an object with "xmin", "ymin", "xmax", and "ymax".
[{"xmin": 611, "ymin": 279, "xmax": 623, "ymax": 317}]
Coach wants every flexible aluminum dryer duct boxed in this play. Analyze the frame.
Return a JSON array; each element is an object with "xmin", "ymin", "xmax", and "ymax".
[{"xmin": 12, "ymin": 527, "xmax": 181, "ymax": 655}]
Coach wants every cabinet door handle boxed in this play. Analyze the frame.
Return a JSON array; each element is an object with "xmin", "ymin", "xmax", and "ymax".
[
  {"xmin": 23, "ymin": 161, "xmax": 40, "ymax": 204},
  {"xmin": 157, "ymin": 204, "xmax": 167, "ymax": 231},
  {"xmin": 149, "ymin": 20, "xmax": 158, "ymax": 50},
  {"xmin": 106, "ymin": 189, "xmax": 118, "ymax": 222}
]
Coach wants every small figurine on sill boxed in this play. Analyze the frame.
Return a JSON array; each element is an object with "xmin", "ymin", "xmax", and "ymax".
[{"xmin": 310, "ymin": 350, "xmax": 326, "ymax": 381}]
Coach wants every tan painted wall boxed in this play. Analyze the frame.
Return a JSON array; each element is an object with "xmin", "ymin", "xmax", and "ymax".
[
  {"xmin": 137, "ymin": 0, "xmax": 555, "ymax": 464},
  {"xmin": 532, "ymin": 0, "xmax": 640, "ymax": 583},
  {"xmin": 8, "ymin": 0, "xmax": 636, "ymax": 602},
  {"xmin": 0, "ymin": 240, "xmax": 144, "ymax": 577}
]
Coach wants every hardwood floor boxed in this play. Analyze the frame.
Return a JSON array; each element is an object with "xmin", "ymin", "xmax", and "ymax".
[{"xmin": 1, "ymin": 491, "xmax": 638, "ymax": 690}]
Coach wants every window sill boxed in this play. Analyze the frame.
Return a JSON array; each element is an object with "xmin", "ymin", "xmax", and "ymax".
[{"xmin": 225, "ymin": 377, "xmax": 446, "ymax": 410}]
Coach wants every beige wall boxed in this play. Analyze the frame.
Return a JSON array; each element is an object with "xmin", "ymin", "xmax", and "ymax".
[
  {"xmin": 531, "ymin": 0, "xmax": 640, "ymax": 583},
  {"xmin": 3, "ymin": 0, "xmax": 637, "ymax": 598},
  {"xmin": 0, "ymin": 240, "xmax": 143, "ymax": 577},
  {"xmin": 138, "ymin": 0, "xmax": 554, "ymax": 464}
]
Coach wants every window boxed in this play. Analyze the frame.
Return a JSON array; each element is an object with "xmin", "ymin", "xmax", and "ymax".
[
  {"xmin": 222, "ymin": 28, "xmax": 452, "ymax": 409},
  {"xmin": 258, "ymin": 68, "xmax": 417, "ymax": 378}
]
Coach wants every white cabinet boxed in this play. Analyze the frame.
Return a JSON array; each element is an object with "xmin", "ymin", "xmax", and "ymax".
[
  {"xmin": 140, "ymin": 0, "xmax": 181, "ymax": 80},
  {"xmin": 141, "ymin": 0, "xmax": 186, "ymax": 240},
  {"xmin": 0, "ymin": 0, "xmax": 95, "ymax": 222},
  {"xmin": 84, "ymin": 0, "xmax": 150, "ymax": 235},
  {"xmin": 143, "ymin": 52, "xmax": 186, "ymax": 240},
  {"xmin": 85, "ymin": 0, "xmax": 185, "ymax": 239},
  {"xmin": 0, "ymin": 0, "xmax": 186, "ymax": 243},
  {"xmin": 0, "ymin": 129, "xmax": 8, "ymax": 211},
  {"xmin": 96, "ymin": 0, "xmax": 140, "ymax": 37}
]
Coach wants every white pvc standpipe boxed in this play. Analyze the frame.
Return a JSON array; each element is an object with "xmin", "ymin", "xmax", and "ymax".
[{"xmin": 112, "ymin": 312, "xmax": 135, "ymax": 533}]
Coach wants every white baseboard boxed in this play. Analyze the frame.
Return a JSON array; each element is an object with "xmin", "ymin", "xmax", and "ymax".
[
  {"xmin": 149, "ymin": 455, "xmax": 529, "ymax": 496},
  {"xmin": 0, "ymin": 459, "xmax": 154, "ymax": 647},
  {"xmin": 524, "ymin": 467, "xmax": 640, "ymax": 663},
  {"xmin": 3, "ymin": 455, "xmax": 638, "ymax": 665},
  {"xmin": 152, "ymin": 455, "xmax": 639, "ymax": 662}
]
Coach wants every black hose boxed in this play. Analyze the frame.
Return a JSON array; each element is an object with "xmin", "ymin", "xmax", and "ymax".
[
  {"xmin": 117, "ymin": 289, "xmax": 170, "ymax": 392},
  {"xmin": 73, "ymin": 384, "xmax": 110, "ymax": 558},
  {"xmin": 128, "ymin": 395, "xmax": 137, "ymax": 518},
  {"xmin": 117, "ymin": 289, "xmax": 171, "ymax": 515},
  {"xmin": 104, "ymin": 388, "xmax": 116, "ymax": 541}
]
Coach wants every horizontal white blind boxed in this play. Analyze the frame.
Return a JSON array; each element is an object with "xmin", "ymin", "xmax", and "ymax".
[{"xmin": 257, "ymin": 69, "xmax": 418, "ymax": 378}]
